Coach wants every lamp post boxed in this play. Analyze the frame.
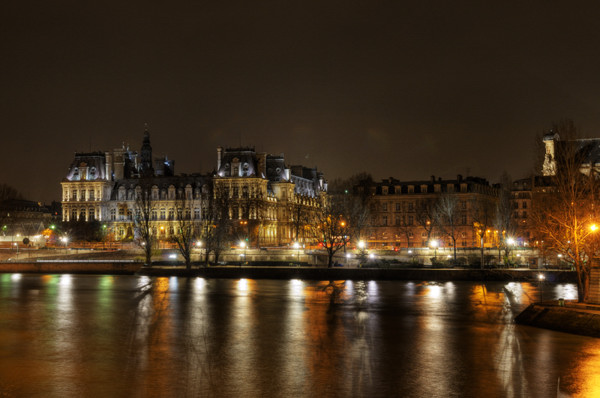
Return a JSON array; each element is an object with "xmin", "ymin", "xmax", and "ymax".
[
  {"xmin": 293, "ymin": 242, "xmax": 300, "ymax": 265},
  {"xmin": 538, "ymin": 273, "xmax": 545, "ymax": 302},
  {"xmin": 430, "ymin": 239, "xmax": 439, "ymax": 260},
  {"xmin": 196, "ymin": 240, "xmax": 204, "ymax": 264},
  {"xmin": 60, "ymin": 236, "xmax": 69, "ymax": 254},
  {"xmin": 506, "ymin": 237, "xmax": 515, "ymax": 267},
  {"xmin": 239, "ymin": 241, "xmax": 246, "ymax": 266},
  {"xmin": 357, "ymin": 240, "xmax": 366, "ymax": 265}
]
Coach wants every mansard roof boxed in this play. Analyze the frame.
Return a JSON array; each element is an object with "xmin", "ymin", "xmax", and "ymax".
[
  {"xmin": 65, "ymin": 152, "xmax": 107, "ymax": 181},
  {"xmin": 370, "ymin": 175, "xmax": 496, "ymax": 195},
  {"xmin": 218, "ymin": 147, "xmax": 260, "ymax": 177}
]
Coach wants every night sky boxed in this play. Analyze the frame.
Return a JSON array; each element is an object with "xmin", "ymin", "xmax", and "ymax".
[{"xmin": 3, "ymin": 1, "xmax": 600, "ymax": 203}]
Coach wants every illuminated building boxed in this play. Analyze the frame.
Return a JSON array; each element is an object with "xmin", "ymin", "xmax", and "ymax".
[
  {"xmin": 61, "ymin": 131, "xmax": 326, "ymax": 245},
  {"xmin": 361, "ymin": 175, "xmax": 499, "ymax": 249},
  {"xmin": 214, "ymin": 147, "xmax": 327, "ymax": 246}
]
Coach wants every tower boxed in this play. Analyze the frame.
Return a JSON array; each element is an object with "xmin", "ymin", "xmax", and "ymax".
[{"xmin": 140, "ymin": 128, "xmax": 154, "ymax": 177}]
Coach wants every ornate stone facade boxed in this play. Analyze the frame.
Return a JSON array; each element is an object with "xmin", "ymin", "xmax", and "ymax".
[
  {"xmin": 61, "ymin": 134, "xmax": 326, "ymax": 246},
  {"xmin": 214, "ymin": 147, "xmax": 326, "ymax": 246},
  {"xmin": 363, "ymin": 175, "xmax": 499, "ymax": 249}
]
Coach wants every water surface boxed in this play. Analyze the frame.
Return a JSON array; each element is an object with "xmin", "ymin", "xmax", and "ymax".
[{"xmin": 0, "ymin": 274, "xmax": 597, "ymax": 397}]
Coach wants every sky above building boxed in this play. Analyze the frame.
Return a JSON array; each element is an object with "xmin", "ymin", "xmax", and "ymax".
[{"xmin": 3, "ymin": 1, "xmax": 600, "ymax": 202}]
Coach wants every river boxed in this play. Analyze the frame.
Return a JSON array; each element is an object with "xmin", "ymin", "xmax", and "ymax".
[{"xmin": 0, "ymin": 274, "xmax": 597, "ymax": 397}]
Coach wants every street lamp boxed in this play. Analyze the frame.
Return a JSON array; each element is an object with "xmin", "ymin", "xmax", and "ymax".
[
  {"xmin": 430, "ymin": 239, "xmax": 439, "ymax": 260},
  {"xmin": 293, "ymin": 242, "xmax": 300, "ymax": 265},
  {"xmin": 538, "ymin": 273, "xmax": 545, "ymax": 302},
  {"xmin": 60, "ymin": 236, "xmax": 69, "ymax": 254},
  {"xmin": 506, "ymin": 237, "xmax": 516, "ymax": 266},
  {"xmin": 239, "ymin": 240, "xmax": 246, "ymax": 266},
  {"xmin": 196, "ymin": 240, "xmax": 205, "ymax": 263}
]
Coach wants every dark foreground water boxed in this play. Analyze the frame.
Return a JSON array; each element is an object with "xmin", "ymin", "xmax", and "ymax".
[{"xmin": 0, "ymin": 274, "xmax": 597, "ymax": 397}]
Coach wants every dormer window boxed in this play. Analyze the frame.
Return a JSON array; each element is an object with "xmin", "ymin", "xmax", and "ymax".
[
  {"xmin": 89, "ymin": 167, "xmax": 96, "ymax": 178},
  {"xmin": 73, "ymin": 168, "xmax": 79, "ymax": 180}
]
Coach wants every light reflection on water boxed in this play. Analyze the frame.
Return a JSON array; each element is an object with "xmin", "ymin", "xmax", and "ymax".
[{"xmin": 0, "ymin": 275, "xmax": 598, "ymax": 397}]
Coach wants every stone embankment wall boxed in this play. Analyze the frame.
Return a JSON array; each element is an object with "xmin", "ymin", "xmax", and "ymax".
[
  {"xmin": 515, "ymin": 303, "xmax": 600, "ymax": 338},
  {"xmin": 0, "ymin": 261, "xmax": 142, "ymax": 274},
  {"xmin": 139, "ymin": 267, "xmax": 576, "ymax": 282}
]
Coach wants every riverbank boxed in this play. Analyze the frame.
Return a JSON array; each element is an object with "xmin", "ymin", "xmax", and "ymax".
[
  {"xmin": 138, "ymin": 267, "xmax": 576, "ymax": 282},
  {"xmin": 515, "ymin": 302, "xmax": 600, "ymax": 338},
  {"xmin": 0, "ymin": 261, "xmax": 575, "ymax": 282}
]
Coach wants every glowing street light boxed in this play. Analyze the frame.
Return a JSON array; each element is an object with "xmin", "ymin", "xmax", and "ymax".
[
  {"xmin": 60, "ymin": 236, "xmax": 69, "ymax": 254},
  {"xmin": 239, "ymin": 240, "xmax": 247, "ymax": 266},
  {"xmin": 293, "ymin": 242, "xmax": 300, "ymax": 265},
  {"xmin": 429, "ymin": 239, "xmax": 439, "ymax": 260},
  {"xmin": 538, "ymin": 273, "xmax": 545, "ymax": 302}
]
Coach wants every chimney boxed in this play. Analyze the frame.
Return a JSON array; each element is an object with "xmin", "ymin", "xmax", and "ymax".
[{"xmin": 217, "ymin": 147, "xmax": 223, "ymax": 170}]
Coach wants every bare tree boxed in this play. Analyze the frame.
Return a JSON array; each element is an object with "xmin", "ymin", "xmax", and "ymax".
[
  {"xmin": 328, "ymin": 173, "xmax": 373, "ymax": 244},
  {"xmin": 415, "ymin": 198, "xmax": 437, "ymax": 246},
  {"xmin": 494, "ymin": 172, "xmax": 518, "ymax": 265},
  {"xmin": 0, "ymin": 184, "xmax": 23, "ymax": 201},
  {"xmin": 471, "ymin": 196, "xmax": 497, "ymax": 268},
  {"xmin": 171, "ymin": 190, "xmax": 200, "ymax": 269},
  {"xmin": 0, "ymin": 183, "xmax": 24, "ymax": 233},
  {"xmin": 435, "ymin": 193, "xmax": 460, "ymax": 262},
  {"xmin": 290, "ymin": 198, "xmax": 313, "ymax": 243},
  {"xmin": 202, "ymin": 184, "xmax": 231, "ymax": 265},
  {"xmin": 311, "ymin": 195, "xmax": 352, "ymax": 268},
  {"xmin": 530, "ymin": 120, "xmax": 600, "ymax": 302},
  {"xmin": 396, "ymin": 213, "xmax": 413, "ymax": 248},
  {"xmin": 133, "ymin": 179, "xmax": 156, "ymax": 266}
]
